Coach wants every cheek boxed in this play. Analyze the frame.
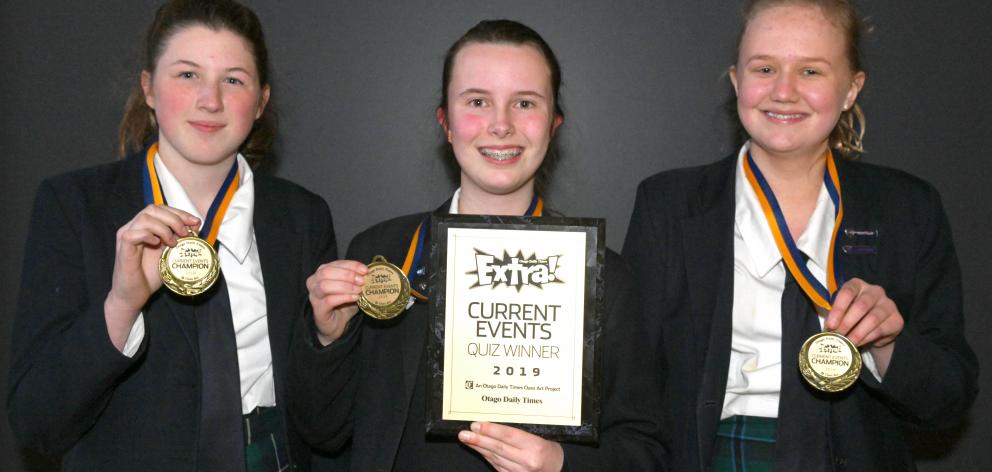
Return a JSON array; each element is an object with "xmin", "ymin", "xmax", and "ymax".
[
  {"xmin": 152, "ymin": 84, "xmax": 193, "ymax": 125},
  {"xmin": 225, "ymin": 91, "xmax": 263, "ymax": 126},
  {"xmin": 449, "ymin": 112, "xmax": 487, "ymax": 143},
  {"xmin": 735, "ymin": 79, "xmax": 767, "ymax": 109},
  {"xmin": 517, "ymin": 114, "xmax": 553, "ymax": 143}
]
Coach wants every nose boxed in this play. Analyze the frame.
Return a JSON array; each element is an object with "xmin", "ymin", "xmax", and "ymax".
[
  {"xmin": 771, "ymin": 72, "xmax": 798, "ymax": 102},
  {"xmin": 197, "ymin": 81, "xmax": 222, "ymax": 112},
  {"xmin": 487, "ymin": 106, "xmax": 514, "ymax": 138}
]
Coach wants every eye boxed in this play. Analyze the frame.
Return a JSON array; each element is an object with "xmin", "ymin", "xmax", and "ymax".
[
  {"xmin": 802, "ymin": 68, "xmax": 819, "ymax": 76},
  {"xmin": 224, "ymin": 77, "xmax": 245, "ymax": 85},
  {"xmin": 755, "ymin": 66, "xmax": 774, "ymax": 75},
  {"xmin": 178, "ymin": 71, "xmax": 196, "ymax": 79},
  {"xmin": 468, "ymin": 98, "xmax": 487, "ymax": 107},
  {"xmin": 518, "ymin": 100, "xmax": 535, "ymax": 109}
]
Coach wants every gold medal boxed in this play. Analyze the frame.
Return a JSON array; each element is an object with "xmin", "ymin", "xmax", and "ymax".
[
  {"xmin": 159, "ymin": 228, "xmax": 221, "ymax": 297},
  {"xmin": 798, "ymin": 331, "xmax": 862, "ymax": 392},
  {"xmin": 358, "ymin": 255, "xmax": 411, "ymax": 320}
]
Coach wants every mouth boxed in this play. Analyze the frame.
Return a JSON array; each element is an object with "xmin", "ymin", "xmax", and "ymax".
[
  {"xmin": 189, "ymin": 121, "xmax": 225, "ymax": 133},
  {"xmin": 478, "ymin": 146, "xmax": 523, "ymax": 162},
  {"xmin": 764, "ymin": 111, "xmax": 806, "ymax": 122}
]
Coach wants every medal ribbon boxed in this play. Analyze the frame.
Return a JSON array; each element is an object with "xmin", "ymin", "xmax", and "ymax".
[
  {"xmin": 742, "ymin": 150, "xmax": 844, "ymax": 310},
  {"xmin": 401, "ymin": 194, "xmax": 544, "ymax": 301},
  {"xmin": 142, "ymin": 142, "xmax": 241, "ymax": 246}
]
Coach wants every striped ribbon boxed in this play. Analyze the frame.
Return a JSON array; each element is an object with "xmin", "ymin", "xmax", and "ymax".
[
  {"xmin": 742, "ymin": 150, "xmax": 844, "ymax": 310},
  {"xmin": 142, "ymin": 142, "xmax": 240, "ymax": 246}
]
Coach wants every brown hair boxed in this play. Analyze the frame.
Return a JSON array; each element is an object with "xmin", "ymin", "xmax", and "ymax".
[
  {"xmin": 438, "ymin": 20, "xmax": 565, "ymax": 193},
  {"xmin": 737, "ymin": 0, "xmax": 867, "ymax": 157},
  {"xmin": 117, "ymin": 0, "xmax": 275, "ymax": 165}
]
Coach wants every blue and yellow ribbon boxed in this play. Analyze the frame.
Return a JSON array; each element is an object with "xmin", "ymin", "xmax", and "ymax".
[
  {"xmin": 402, "ymin": 194, "xmax": 544, "ymax": 302},
  {"xmin": 142, "ymin": 142, "xmax": 240, "ymax": 246},
  {"xmin": 742, "ymin": 150, "xmax": 844, "ymax": 310}
]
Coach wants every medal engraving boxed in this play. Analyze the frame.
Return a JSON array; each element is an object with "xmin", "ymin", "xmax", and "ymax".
[
  {"xmin": 358, "ymin": 255, "xmax": 411, "ymax": 320},
  {"xmin": 799, "ymin": 331, "xmax": 862, "ymax": 392},
  {"xmin": 159, "ymin": 228, "xmax": 220, "ymax": 297}
]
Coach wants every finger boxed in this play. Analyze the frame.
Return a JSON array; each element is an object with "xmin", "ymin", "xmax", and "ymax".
[
  {"xmin": 459, "ymin": 431, "xmax": 512, "ymax": 470},
  {"xmin": 834, "ymin": 287, "xmax": 880, "ymax": 337},
  {"xmin": 825, "ymin": 278, "xmax": 862, "ymax": 331},
  {"xmin": 326, "ymin": 259, "xmax": 370, "ymax": 274},
  {"xmin": 846, "ymin": 305, "xmax": 888, "ymax": 346},
  {"xmin": 144, "ymin": 204, "xmax": 201, "ymax": 236},
  {"xmin": 120, "ymin": 218, "xmax": 177, "ymax": 248},
  {"xmin": 312, "ymin": 294, "xmax": 360, "ymax": 315},
  {"xmin": 313, "ymin": 279, "xmax": 364, "ymax": 297}
]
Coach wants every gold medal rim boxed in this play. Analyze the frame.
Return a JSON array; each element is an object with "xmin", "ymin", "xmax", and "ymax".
[
  {"xmin": 798, "ymin": 331, "xmax": 862, "ymax": 392},
  {"xmin": 357, "ymin": 255, "xmax": 411, "ymax": 320},
  {"xmin": 159, "ymin": 235, "xmax": 221, "ymax": 297}
]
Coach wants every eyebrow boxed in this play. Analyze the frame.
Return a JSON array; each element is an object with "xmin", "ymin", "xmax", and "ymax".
[
  {"xmin": 745, "ymin": 54, "xmax": 833, "ymax": 65},
  {"xmin": 456, "ymin": 88, "xmax": 547, "ymax": 99},
  {"xmin": 168, "ymin": 59, "xmax": 252, "ymax": 74}
]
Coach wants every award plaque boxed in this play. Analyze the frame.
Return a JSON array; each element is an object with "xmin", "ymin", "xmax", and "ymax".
[
  {"xmin": 798, "ymin": 331, "xmax": 862, "ymax": 392},
  {"xmin": 425, "ymin": 215, "xmax": 604, "ymax": 442},
  {"xmin": 159, "ymin": 228, "xmax": 220, "ymax": 297},
  {"xmin": 358, "ymin": 255, "xmax": 411, "ymax": 320}
]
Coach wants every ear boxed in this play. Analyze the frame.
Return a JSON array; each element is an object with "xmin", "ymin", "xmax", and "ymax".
[
  {"xmin": 728, "ymin": 65, "xmax": 739, "ymax": 96},
  {"xmin": 550, "ymin": 114, "xmax": 564, "ymax": 137},
  {"xmin": 141, "ymin": 70, "xmax": 154, "ymax": 109},
  {"xmin": 256, "ymin": 84, "xmax": 271, "ymax": 120},
  {"xmin": 844, "ymin": 71, "xmax": 866, "ymax": 110},
  {"xmin": 436, "ymin": 107, "xmax": 451, "ymax": 143}
]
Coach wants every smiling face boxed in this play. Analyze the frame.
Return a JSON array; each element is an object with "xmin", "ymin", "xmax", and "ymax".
[
  {"xmin": 438, "ymin": 42, "xmax": 563, "ymax": 199},
  {"xmin": 142, "ymin": 25, "xmax": 270, "ymax": 169},
  {"xmin": 731, "ymin": 4, "xmax": 864, "ymax": 161}
]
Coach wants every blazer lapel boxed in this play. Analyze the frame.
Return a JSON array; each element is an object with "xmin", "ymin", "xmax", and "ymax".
[
  {"xmin": 253, "ymin": 176, "xmax": 303, "ymax": 402},
  {"xmin": 833, "ymin": 158, "xmax": 880, "ymax": 279},
  {"xmin": 681, "ymin": 158, "xmax": 737, "ymax": 466}
]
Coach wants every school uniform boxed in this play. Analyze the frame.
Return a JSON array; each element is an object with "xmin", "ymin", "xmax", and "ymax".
[
  {"xmin": 622, "ymin": 147, "xmax": 979, "ymax": 471},
  {"xmin": 289, "ymin": 194, "xmax": 666, "ymax": 471},
  {"xmin": 7, "ymin": 151, "xmax": 335, "ymax": 471}
]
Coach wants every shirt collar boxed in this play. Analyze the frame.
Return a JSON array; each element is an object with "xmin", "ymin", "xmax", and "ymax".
[
  {"xmin": 449, "ymin": 187, "xmax": 461, "ymax": 215},
  {"xmin": 734, "ymin": 142, "xmax": 835, "ymax": 281},
  {"xmin": 154, "ymin": 153, "xmax": 256, "ymax": 263}
]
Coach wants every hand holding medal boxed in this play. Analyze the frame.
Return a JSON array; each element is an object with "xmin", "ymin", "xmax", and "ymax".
[{"xmin": 743, "ymin": 150, "xmax": 896, "ymax": 392}]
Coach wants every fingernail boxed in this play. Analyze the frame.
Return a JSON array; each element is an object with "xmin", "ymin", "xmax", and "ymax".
[
  {"xmin": 355, "ymin": 275, "xmax": 365, "ymax": 284},
  {"xmin": 458, "ymin": 431, "xmax": 472, "ymax": 442},
  {"xmin": 471, "ymin": 422, "xmax": 481, "ymax": 432}
]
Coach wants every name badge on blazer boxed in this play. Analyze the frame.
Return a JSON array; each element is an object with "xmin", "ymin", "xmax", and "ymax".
[{"xmin": 841, "ymin": 228, "xmax": 878, "ymax": 255}]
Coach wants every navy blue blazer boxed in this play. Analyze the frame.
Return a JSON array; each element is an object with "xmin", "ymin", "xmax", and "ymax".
[
  {"xmin": 8, "ymin": 152, "xmax": 336, "ymax": 471},
  {"xmin": 289, "ymin": 203, "xmax": 666, "ymax": 471},
  {"xmin": 622, "ymin": 155, "xmax": 979, "ymax": 471}
]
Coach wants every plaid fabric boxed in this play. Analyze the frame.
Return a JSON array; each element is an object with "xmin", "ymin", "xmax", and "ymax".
[
  {"xmin": 712, "ymin": 415, "xmax": 777, "ymax": 472},
  {"xmin": 244, "ymin": 407, "xmax": 292, "ymax": 472}
]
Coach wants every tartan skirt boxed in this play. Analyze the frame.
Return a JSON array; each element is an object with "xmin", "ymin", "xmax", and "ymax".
[{"xmin": 712, "ymin": 415, "xmax": 778, "ymax": 472}]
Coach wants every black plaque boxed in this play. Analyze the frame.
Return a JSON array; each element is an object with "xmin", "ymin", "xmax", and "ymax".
[{"xmin": 425, "ymin": 215, "xmax": 604, "ymax": 442}]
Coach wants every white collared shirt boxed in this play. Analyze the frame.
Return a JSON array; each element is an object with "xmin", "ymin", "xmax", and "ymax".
[
  {"xmin": 722, "ymin": 143, "xmax": 878, "ymax": 420},
  {"xmin": 122, "ymin": 153, "xmax": 275, "ymax": 414}
]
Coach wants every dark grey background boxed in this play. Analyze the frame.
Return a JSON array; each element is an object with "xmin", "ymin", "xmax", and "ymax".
[{"xmin": 1, "ymin": 1, "xmax": 989, "ymax": 470}]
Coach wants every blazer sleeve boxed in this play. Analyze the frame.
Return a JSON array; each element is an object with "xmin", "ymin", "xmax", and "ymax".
[
  {"xmin": 858, "ymin": 184, "xmax": 979, "ymax": 429},
  {"xmin": 561, "ymin": 252, "xmax": 668, "ymax": 471},
  {"xmin": 7, "ymin": 179, "xmax": 145, "ymax": 456},
  {"xmin": 286, "ymin": 218, "xmax": 364, "ymax": 454}
]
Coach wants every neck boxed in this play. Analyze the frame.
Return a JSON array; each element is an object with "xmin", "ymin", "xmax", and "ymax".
[
  {"xmin": 158, "ymin": 150, "xmax": 237, "ymax": 216},
  {"xmin": 457, "ymin": 182, "xmax": 536, "ymax": 216},
  {"xmin": 749, "ymin": 143, "xmax": 828, "ymax": 198}
]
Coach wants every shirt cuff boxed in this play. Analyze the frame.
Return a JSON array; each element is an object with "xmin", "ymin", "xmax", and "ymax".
[
  {"xmin": 861, "ymin": 349, "xmax": 882, "ymax": 382},
  {"xmin": 121, "ymin": 313, "xmax": 145, "ymax": 357}
]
